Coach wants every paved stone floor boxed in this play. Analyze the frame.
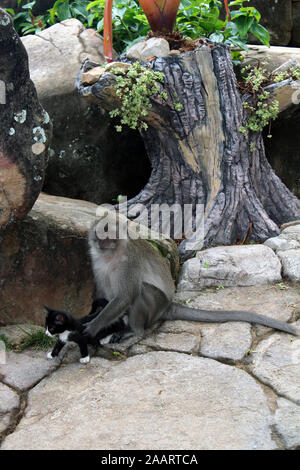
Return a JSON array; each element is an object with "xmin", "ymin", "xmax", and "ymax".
[{"xmin": 0, "ymin": 284, "xmax": 299, "ymax": 450}]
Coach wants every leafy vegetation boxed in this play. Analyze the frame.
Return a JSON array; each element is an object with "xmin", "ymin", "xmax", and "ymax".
[
  {"xmin": 7, "ymin": 0, "xmax": 270, "ymax": 60},
  {"xmin": 19, "ymin": 329, "xmax": 55, "ymax": 350},
  {"xmin": 177, "ymin": 1, "xmax": 270, "ymax": 50},
  {"xmin": 108, "ymin": 61, "xmax": 168, "ymax": 131},
  {"xmin": 239, "ymin": 61, "xmax": 300, "ymax": 138}
]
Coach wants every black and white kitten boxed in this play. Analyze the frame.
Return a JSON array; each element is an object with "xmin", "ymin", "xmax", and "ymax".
[{"xmin": 45, "ymin": 299, "xmax": 130, "ymax": 364}]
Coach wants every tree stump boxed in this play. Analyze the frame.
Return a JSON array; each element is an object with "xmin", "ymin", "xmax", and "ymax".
[
  {"xmin": 0, "ymin": 9, "xmax": 52, "ymax": 229},
  {"xmin": 77, "ymin": 43, "xmax": 300, "ymax": 257}
]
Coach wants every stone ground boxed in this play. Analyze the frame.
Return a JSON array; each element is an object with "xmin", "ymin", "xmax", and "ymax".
[{"xmin": 0, "ymin": 283, "xmax": 299, "ymax": 450}]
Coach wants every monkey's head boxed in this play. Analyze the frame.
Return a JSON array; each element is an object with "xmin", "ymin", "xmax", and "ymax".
[{"xmin": 89, "ymin": 212, "xmax": 129, "ymax": 251}]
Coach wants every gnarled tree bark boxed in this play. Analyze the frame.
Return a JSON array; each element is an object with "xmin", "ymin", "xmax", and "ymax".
[{"xmin": 77, "ymin": 43, "xmax": 300, "ymax": 257}]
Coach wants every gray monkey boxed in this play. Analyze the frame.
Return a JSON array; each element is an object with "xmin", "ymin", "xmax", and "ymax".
[{"xmin": 84, "ymin": 215, "xmax": 299, "ymax": 339}]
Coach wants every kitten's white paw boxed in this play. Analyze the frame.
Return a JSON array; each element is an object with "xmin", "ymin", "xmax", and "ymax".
[
  {"xmin": 46, "ymin": 351, "xmax": 53, "ymax": 359},
  {"xmin": 79, "ymin": 355, "xmax": 90, "ymax": 364}
]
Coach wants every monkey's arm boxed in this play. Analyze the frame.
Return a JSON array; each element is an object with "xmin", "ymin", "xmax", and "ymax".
[
  {"xmin": 89, "ymin": 298, "xmax": 109, "ymax": 315},
  {"xmin": 83, "ymin": 297, "xmax": 131, "ymax": 337}
]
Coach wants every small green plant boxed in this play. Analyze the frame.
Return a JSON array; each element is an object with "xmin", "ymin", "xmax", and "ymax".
[
  {"xmin": 277, "ymin": 282, "xmax": 289, "ymax": 291},
  {"xmin": 109, "ymin": 61, "xmax": 168, "ymax": 131},
  {"xmin": 273, "ymin": 66, "xmax": 300, "ymax": 83},
  {"xmin": 239, "ymin": 61, "xmax": 300, "ymax": 136},
  {"xmin": 0, "ymin": 333, "xmax": 12, "ymax": 351},
  {"xmin": 242, "ymin": 91, "xmax": 279, "ymax": 133},
  {"xmin": 20, "ymin": 329, "xmax": 55, "ymax": 350}
]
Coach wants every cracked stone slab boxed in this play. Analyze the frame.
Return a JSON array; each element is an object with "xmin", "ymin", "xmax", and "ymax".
[
  {"xmin": 0, "ymin": 351, "xmax": 59, "ymax": 391},
  {"xmin": 2, "ymin": 352, "xmax": 276, "ymax": 450},
  {"xmin": 274, "ymin": 398, "xmax": 300, "ymax": 449},
  {"xmin": 199, "ymin": 322, "xmax": 252, "ymax": 362},
  {"xmin": 140, "ymin": 332, "xmax": 200, "ymax": 354},
  {"xmin": 0, "ymin": 382, "xmax": 19, "ymax": 433},
  {"xmin": 128, "ymin": 343, "xmax": 152, "ymax": 356},
  {"xmin": 174, "ymin": 284, "xmax": 299, "ymax": 337},
  {"xmin": 249, "ymin": 322, "xmax": 300, "ymax": 403},
  {"xmin": 159, "ymin": 320, "xmax": 203, "ymax": 335},
  {"xmin": 95, "ymin": 323, "xmax": 161, "ymax": 356},
  {"xmin": 158, "ymin": 317, "xmax": 251, "ymax": 362}
]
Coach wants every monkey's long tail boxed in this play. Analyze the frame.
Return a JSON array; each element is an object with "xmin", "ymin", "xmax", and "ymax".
[{"xmin": 162, "ymin": 303, "xmax": 299, "ymax": 336}]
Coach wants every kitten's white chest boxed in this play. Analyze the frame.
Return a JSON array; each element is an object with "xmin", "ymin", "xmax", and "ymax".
[{"xmin": 59, "ymin": 330, "xmax": 71, "ymax": 342}]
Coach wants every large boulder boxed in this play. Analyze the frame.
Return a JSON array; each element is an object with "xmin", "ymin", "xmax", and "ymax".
[
  {"xmin": 22, "ymin": 19, "xmax": 109, "ymax": 100},
  {"xmin": 177, "ymin": 245, "xmax": 282, "ymax": 290},
  {"xmin": 0, "ymin": 194, "xmax": 96, "ymax": 325},
  {"xmin": 21, "ymin": 19, "xmax": 150, "ymax": 205},
  {"xmin": 0, "ymin": 9, "xmax": 52, "ymax": 230},
  {"xmin": 265, "ymin": 224, "xmax": 300, "ymax": 252},
  {"xmin": 264, "ymin": 223, "xmax": 300, "ymax": 282}
]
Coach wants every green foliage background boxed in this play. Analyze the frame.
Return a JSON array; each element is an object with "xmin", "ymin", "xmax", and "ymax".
[{"xmin": 7, "ymin": 0, "xmax": 270, "ymax": 58}]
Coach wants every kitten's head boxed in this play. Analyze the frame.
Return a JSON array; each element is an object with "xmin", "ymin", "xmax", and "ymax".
[{"xmin": 44, "ymin": 307, "xmax": 69, "ymax": 337}]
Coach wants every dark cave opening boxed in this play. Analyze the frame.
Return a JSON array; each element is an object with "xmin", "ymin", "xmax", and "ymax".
[
  {"xmin": 42, "ymin": 101, "xmax": 151, "ymax": 206},
  {"xmin": 263, "ymin": 108, "xmax": 300, "ymax": 201}
]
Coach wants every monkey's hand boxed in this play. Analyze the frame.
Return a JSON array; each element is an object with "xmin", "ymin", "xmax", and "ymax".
[
  {"xmin": 82, "ymin": 322, "xmax": 96, "ymax": 338},
  {"xmin": 83, "ymin": 298, "xmax": 130, "ymax": 338}
]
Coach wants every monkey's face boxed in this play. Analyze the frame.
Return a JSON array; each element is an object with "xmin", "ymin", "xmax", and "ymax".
[
  {"xmin": 98, "ymin": 238, "xmax": 118, "ymax": 250},
  {"xmin": 91, "ymin": 215, "xmax": 129, "ymax": 250}
]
